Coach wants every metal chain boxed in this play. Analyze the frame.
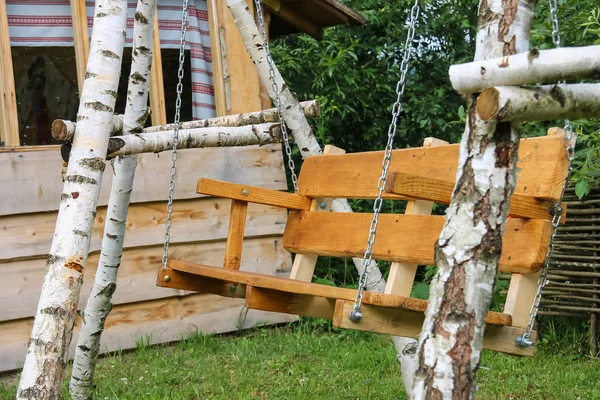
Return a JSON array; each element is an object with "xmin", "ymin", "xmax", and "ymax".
[
  {"xmin": 349, "ymin": 0, "xmax": 420, "ymax": 322},
  {"xmin": 162, "ymin": 0, "xmax": 190, "ymax": 270},
  {"xmin": 516, "ymin": 0, "xmax": 576, "ymax": 348},
  {"xmin": 254, "ymin": 0, "xmax": 298, "ymax": 192}
]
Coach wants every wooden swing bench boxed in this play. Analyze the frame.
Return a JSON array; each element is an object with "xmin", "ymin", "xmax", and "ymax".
[{"xmin": 157, "ymin": 130, "xmax": 570, "ymax": 356}]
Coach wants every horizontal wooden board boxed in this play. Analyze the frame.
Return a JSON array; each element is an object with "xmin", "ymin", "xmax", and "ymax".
[
  {"xmin": 197, "ymin": 178, "xmax": 311, "ymax": 210},
  {"xmin": 283, "ymin": 211, "xmax": 553, "ymax": 274},
  {"xmin": 0, "ymin": 237, "xmax": 291, "ymax": 322},
  {"xmin": 165, "ymin": 260, "xmax": 511, "ymax": 326},
  {"xmin": 0, "ymin": 197, "xmax": 287, "ymax": 262},
  {"xmin": 0, "ymin": 144, "xmax": 286, "ymax": 216},
  {"xmin": 332, "ymin": 300, "xmax": 534, "ymax": 357},
  {"xmin": 0, "ymin": 293, "xmax": 297, "ymax": 373},
  {"xmin": 386, "ymin": 171, "xmax": 562, "ymax": 221},
  {"xmin": 296, "ymin": 135, "xmax": 568, "ymax": 201}
]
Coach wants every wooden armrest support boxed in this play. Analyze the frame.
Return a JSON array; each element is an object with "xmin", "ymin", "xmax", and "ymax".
[{"xmin": 197, "ymin": 178, "xmax": 312, "ymax": 210}]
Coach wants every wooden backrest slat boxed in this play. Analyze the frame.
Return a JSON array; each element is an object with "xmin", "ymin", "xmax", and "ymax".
[
  {"xmin": 296, "ymin": 135, "xmax": 569, "ymax": 202},
  {"xmin": 282, "ymin": 211, "xmax": 552, "ymax": 274}
]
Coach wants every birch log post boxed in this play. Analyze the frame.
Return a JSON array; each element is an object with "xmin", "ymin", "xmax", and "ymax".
[
  {"xmin": 15, "ymin": 1, "xmax": 128, "ymax": 399},
  {"xmin": 106, "ymin": 123, "xmax": 284, "ymax": 157},
  {"xmin": 412, "ymin": 1, "xmax": 535, "ymax": 399},
  {"xmin": 225, "ymin": 1, "xmax": 421, "ymax": 395},
  {"xmin": 477, "ymin": 84, "xmax": 600, "ymax": 122},
  {"xmin": 450, "ymin": 44, "xmax": 600, "ymax": 94},
  {"xmin": 68, "ymin": 1, "xmax": 157, "ymax": 398},
  {"xmin": 51, "ymin": 99, "xmax": 320, "ymax": 141}
]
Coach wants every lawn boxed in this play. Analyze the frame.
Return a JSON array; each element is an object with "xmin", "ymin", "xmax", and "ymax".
[{"xmin": 1, "ymin": 322, "xmax": 599, "ymax": 399}]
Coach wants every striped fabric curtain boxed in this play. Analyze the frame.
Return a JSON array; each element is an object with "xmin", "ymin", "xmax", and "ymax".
[{"xmin": 6, "ymin": 0, "xmax": 216, "ymax": 120}]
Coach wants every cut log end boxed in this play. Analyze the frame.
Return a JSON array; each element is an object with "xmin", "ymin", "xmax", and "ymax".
[
  {"xmin": 476, "ymin": 88, "xmax": 500, "ymax": 121},
  {"xmin": 51, "ymin": 120, "xmax": 69, "ymax": 141}
]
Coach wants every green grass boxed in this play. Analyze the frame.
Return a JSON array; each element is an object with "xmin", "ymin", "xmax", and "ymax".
[{"xmin": 1, "ymin": 321, "xmax": 599, "ymax": 399}]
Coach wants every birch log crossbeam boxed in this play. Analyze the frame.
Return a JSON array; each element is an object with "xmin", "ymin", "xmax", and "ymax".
[
  {"xmin": 106, "ymin": 123, "xmax": 285, "ymax": 157},
  {"xmin": 477, "ymin": 84, "xmax": 600, "ymax": 122},
  {"xmin": 449, "ymin": 45, "xmax": 600, "ymax": 94},
  {"xmin": 51, "ymin": 100, "xmax": 319, "ymax": 141}
]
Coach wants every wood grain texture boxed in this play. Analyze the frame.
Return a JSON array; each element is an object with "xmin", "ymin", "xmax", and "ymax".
[
  {"xmin": 166, "ymin": 260, "xmax": 511, "ymax": 326},
  {"xmin": 0, "ymin": 198, "xmax": 287, "ymax": 262},
  {"xmin": 0, "ymin": 0, "xmax": 19, "ymax": 146},
  {"xmin": 332, "ymin": 301, "xmax": 532, "ymax": 356},
  {"xmin": 149, "ymin": 11, "xmax": 167, "ymax": 126},
  {"xmin": 503, "ymin": 271, "xmax": 543, "ymax": 328},
  {"xmin": 0, "ymin": 237, "xmax": 291, "ymax": 322},
  {"xmin": 0, "ymin": 145, "xmax": 286, "ymax": 216},
  {"xmin": 283, "ymin": 211, "xmax": 553, "ymax": 274},
  {"xmin": 224, "ymin": 200, "xmax": 249, "ymax": 269},
  {"xmin": 69, "ymin": 0, "xmax": 90, "ymax": 94},
  {"xmin": 386, "ymin": 171, "xmax": 561, "ymax": 221},
  {"xmin": 197, "ymin": 178, "xmax": 311, "ymax": 210},
  {"xmin": 246, "ymin": 286, "xmax": 336, "ymax": 319},
  {"xmin": 0, "ymin": 294, "xmax": 297, "ymax": 372},
  {"xmin": 206, "ymin": 0, "xmax": 227, "ymax": 116},
  {"xmin": 296, "ymin": 135, "xmax": 569, "ymax": 201}
]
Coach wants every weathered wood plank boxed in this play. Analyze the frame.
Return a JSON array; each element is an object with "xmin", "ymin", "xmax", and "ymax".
[
  {"xmin": 296, "ymin": 135, "xmax": 568, "ymax": 201},
  {"xmin": 283, "ymin": 211, "xmax": 553, "ymax": 274},
  {"xmin": 245, "ymin": 286, "xmax": 336, "ymax": 319},
  {"xmin": 0, "ymin": 198, "xmax": 287, "ymax": 262},
  {"xmin": 0, "ymin": 0, "xmax": 19, "ymax": 146},
  {"xmin": 0, "ymin": 237, "xmax": 291, "ymax": 322},
  {"xmin": 332, "ymin": 301, "xmax": 533, "ymax": 356},
  {"xmin": 197, "ymin": 178, "xmax": 311, "ymax": 210},
  {"xmin": 386, "ymin": 171, "xmax": 561, "ymax": 221},
  {"xmin": 0, "ymin": 145, "xmax": 286, "ymax": 216},
  {"xmin": 166, "ymin": 260, "xmax": 511, "ymax": 326},
  {"xmin": 69, "ymin": 0, "xmax": 90, "ymax": 94},
  {"xmin": 0, "ymin": 294, "xmax": 296, "ymax": 373}
]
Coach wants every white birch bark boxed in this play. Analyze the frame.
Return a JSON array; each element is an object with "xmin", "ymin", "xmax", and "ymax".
[
  {"xmin": 68, "ymin": 2, "xmax": 157, "ymax": 398},
  {"xmin": 107, "ymin": 123, "xmax": 284, "ymax": 157},
  {"xmin": 451, "ymin": 44, "xmax": 600, "ymax": 94},
  {"xmin": 412, "ymin": 1, "xmax": 534, "ymax": 399},
  {"xmin": 52, "ymin": 115, "xmax": 123, "ymax": 141},
  {"xmin": 52, "ymin": 100, "xmax": 319, "ymax": 141},
  {"xmin": 15, "ymin": 2, "xmax": 128, "ymax": 399},
  {"xmin": 226, "ymin": 0, "xmax": 322, "ymax": 158},
  {"xmin": 477, "ymin": 83, "xmax": 600, "ymax": 122}
]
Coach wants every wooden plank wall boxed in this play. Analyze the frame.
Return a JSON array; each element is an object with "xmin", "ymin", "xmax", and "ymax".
[{"xmin": 0, "ymin": 145, "xmax": 295, "ymax": 373}]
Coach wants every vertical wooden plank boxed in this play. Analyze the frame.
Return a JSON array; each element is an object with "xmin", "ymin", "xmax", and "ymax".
[
  {"xmin": 0, "ymin": 0, "xmax": 19, "ymax": 146},
  {"xmin": 258, "ymin": 8, "xmax": 272, "ymax": 111},
  {"xmin": 221, "ymin": 0, "xmax": 262, "ymax": 114},
  {"xmin": 503, "ymin": 271, "xmax": 541, "ymax": 328},
  {"xmin": 207, "ymin": 0, "xmax": 227, "ymax": 116},
  {"xmin": 289, "ymin": 145, "xmax": 346, "ymax": 282},
  {"xmin": 224, "ymin": 200, "xmax": 249, "ymax": 269},
  {"xmin": 150, "ymin": 10, "xmax": 167, "ymax": 126},
  {"xmin": 70, "ymin": 0, "xmax": 90, "ymax": 94},
  {"xmin": 384, "ymin": 137, "xmax": 448, "ymax": 296}
]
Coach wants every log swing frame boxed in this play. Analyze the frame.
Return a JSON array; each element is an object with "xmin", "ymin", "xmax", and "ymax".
[{"xmin": 154, "ymin": 0, "xmax": 599, "ymax": 357}]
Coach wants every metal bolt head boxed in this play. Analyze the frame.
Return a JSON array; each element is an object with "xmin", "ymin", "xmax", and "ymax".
[
  {"xmin": 349, "ymin": 309, "xmax": 363, "ymax": 323},
  {"xmin": 241, "ymin": 188, "xmax": 250, "ymax": 197},
  {"xmin": 229, "ymin": 284, "xmax": 238, "ymax": 293},
  {"xmin": 319, "ymin": 202, "xmax": 327, "ymax": 210},
  {"xmin": 163, "ymin": 275, "xmax": 171, "ymax": 283},
  {"xmin": 515, "ymin": 334, "xmax": 533, "ymax": 348},
  {"xmin": 551, "ymin": 202, "xmax": 564, "ymax": 216}
]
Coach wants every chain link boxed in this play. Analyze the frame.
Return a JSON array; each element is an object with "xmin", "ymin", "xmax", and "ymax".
[
  {"xmin": 516, "ymin": 0, "xmax": 576, "ymax": 348},
  {"xmin": 349, "ymin": 1, "xmax": 420, "ymax": 322},
  {"xmin": 253, "ymin": 0, "xmax": 298, "ymax": 192},
  {"xmin": 162, "ymin": 0, "xmax": 189, "ymax": 270}
]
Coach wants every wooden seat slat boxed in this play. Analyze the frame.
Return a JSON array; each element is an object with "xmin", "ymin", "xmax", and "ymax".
[
  {"xmin": 296, "ymin": 135, "xmax": 568, "ymax": 201},
  {"xmin": 386, "ymin": 171, "xmax": 565, "ymax": 221},
  {"xmin": 159, "ymin": 261, "xmax": 512, "ymax": 327},
  {"xmin": 282, "ymin": 211, "xmax": 553, "ymax": 274}
]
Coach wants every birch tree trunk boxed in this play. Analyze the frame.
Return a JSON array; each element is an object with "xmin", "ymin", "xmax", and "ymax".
[
  {"xmin": 69, "ymin": 2, "xmax": 157, "ymax": 398},
  {"xmin": 16, "ymin": 1, "xmax": 128, "ymax": 399},
  {"xmin": 411, "ymin": 1, "xmax": 535, "ymax": 399},
  {"xmin": 226, "ymin": 1, "xmax": 419, "ymax": 395}
]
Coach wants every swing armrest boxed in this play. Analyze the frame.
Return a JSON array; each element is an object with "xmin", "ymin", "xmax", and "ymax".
[{"xmin": 196, "ymin": 178, "xmax": 312, "ymax": 210}]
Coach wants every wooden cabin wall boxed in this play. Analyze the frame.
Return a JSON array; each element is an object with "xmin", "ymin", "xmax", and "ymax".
[{"xmin": 0, "ymin": 1, "xmax": 295, "ymax": 373}]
